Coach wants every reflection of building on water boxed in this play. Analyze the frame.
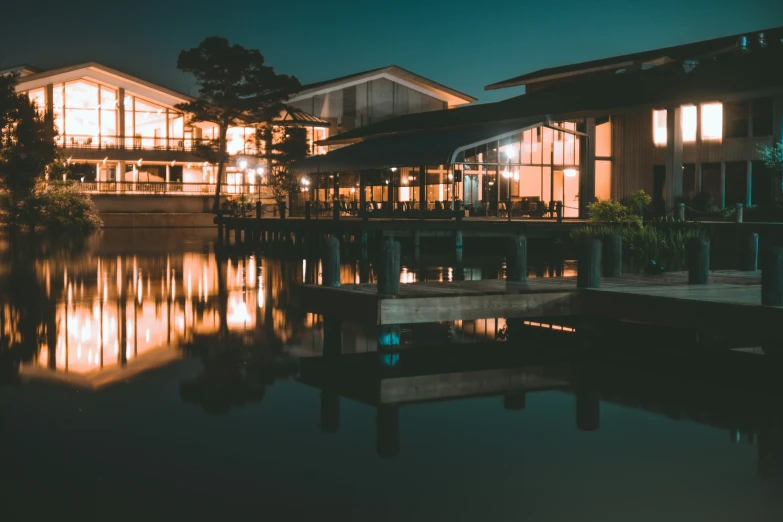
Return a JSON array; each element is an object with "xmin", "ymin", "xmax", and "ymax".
[{"xmin": 2, "ymin": 250, "xmax": 311, "ymax": 389}]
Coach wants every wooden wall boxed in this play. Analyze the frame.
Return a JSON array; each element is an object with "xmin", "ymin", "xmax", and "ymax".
[{"xmin": 611, "ymin": 109, "xmax": 774, "ymax": 199}]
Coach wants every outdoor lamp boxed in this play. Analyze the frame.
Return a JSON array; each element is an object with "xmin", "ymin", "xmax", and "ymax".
[
  {"xmin": 502, "ymin": 168, "xmax": 512, "ymax": 179},
  {"xmin": 505, "ymin": 146, "xmax": 518, "ymax": 159},
  {"xmin": 564, "ymin": 168, "xmax": 578, "ymax": 178},
  {"xmin": 238, "ymin": 159, "xmax": 248, "ymax": 170}
]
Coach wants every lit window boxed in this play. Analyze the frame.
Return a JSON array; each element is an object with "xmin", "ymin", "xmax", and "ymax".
[
  {"xmin": 653, "ymin": 110, "xmax": 667, "ymax": 145},
  {"xmin": 681, "ymin": 105, "xmax": 697, "ymax": 142},
  {"xmin": 701, "ymin": 103, "xmax": 723, "ymax": 140}
]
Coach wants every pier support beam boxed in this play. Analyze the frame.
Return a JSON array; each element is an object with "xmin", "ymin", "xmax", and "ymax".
[
  {"xmin": 322, "ymin": 237, "xmax": 341, "ymax": 288},
  {"xmin": 506, "ymin": 235, "xmax": 528, "ymax": 283},
  {"xmin": 741, "ymin": 233, "xmax": 759, "ymax": 271},
  {"xmin": 577, "ymin": 238, "xmax": 601, "ymax": 288},
  {"xmin": 735, "ymin": 203, "xmax": 744, "ymax": 224},
  {"xmin": 377, "ymin": 239, "xmax": 401, "ymax": 297},
  {"xmin": 687, "ymin": 237, "xmax": 710, "ymax": 285}
]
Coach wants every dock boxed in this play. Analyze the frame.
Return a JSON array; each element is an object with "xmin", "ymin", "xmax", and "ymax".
[{"xmin": 297, "ymin": 270, "xmax": 783, "ymax": 337}]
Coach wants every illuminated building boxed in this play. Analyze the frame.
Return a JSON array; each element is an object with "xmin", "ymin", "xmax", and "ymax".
[{"xmin": 291, "ymin": 27, "xmax": 783, "ymax": 215}]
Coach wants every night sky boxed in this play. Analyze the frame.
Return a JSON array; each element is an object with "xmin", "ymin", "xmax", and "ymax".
[{"xmin": 1, "ymin": 0, "xmax": 781, "ymax": 103}]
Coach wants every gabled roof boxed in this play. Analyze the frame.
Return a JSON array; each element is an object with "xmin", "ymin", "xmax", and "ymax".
[
  {"xmin": 323, "ymin": 42, "xmax": 783, "ymax": 145},
  {"xmin": 290, "ymin": 65, "xmax": 476, "ymax": 106},
  {"xmin": 15, "ymin": 61, "xmax": 194, "ymax": 104},
  {"xmin": 275, "ymin": 107, "xmax": 331, "ymax": 127},
  {"xmin": 485, "ymin": 26, "xmax": 783, "ymax": 91}
]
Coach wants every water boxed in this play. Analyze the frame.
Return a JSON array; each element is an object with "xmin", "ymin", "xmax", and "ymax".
[{"xmin": 1, "ymin": 230, "xmax": 782, "ymax": 521}]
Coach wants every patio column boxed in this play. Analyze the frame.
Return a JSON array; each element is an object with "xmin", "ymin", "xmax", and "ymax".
[
  {"xmin": 579, "ymin": 117, "xmax": 596, "ymax": 219},
  {"xmin": 419, "ymin": 165, "xmax": 427, "ymax": 211},
  {"xmin": 166, "ymin": 164, "xmax": 170, "ymax": 183},
  {"xmin": 665, "ymin": 106, "xmax": 684, "ymax": 209},
  {"xmin": 44, "ymin": 83, "xmax": 54, "ymax": 147},
  {"xmin": 118, "ymin": 88, "xmax": 125, "ymax": 150}
]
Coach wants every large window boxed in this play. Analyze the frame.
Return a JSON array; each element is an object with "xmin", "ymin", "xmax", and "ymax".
[
  {"xmin": 125, "ymin": 95, "xmax": 174, "ymax": 149},
  {"xmin": 723, "ymin": 101, "xmax": 749, "ymax": 138},
  {"xmin": 752, "ymin": 97, "xmax": 774, "ymax": 136},
  {"xmin": 701, "ymin": 103, "xmax": 723, "ymax": 140},
  {"xmin": 681, "ymin": 105, "xmax": 697, "ymax": 142},
  {"xmin": 653, "ymin": 109, "xmax": 667, "ymax": 145},
  {"xmin": 46, "ymin": 80, "xmax": 118, "ymax": 147}
]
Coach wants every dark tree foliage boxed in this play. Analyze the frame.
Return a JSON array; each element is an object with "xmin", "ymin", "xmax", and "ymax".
[
  {"xmin": 257, "ymin": 125, "xmax": 309, "ymax": 201},
  {"xmin": 175, "ymin": 37, "xmax": 301, "ymax": 212},
  {"xmin": 0, "ymin": 73, "xmax": 57, "ymax": 228}
]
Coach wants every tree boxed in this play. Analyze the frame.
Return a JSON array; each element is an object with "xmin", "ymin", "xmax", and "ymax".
[
  {"xmin": 257, "ymin": 125, "xmax": 309, "ymax": 203},
  {"xmin": 175, "ymin": 37, "xmax": 301, "ymax": 213},
  {"xmin": 0, "ymin": 73, "xmax": 56, "ymax": 229}
]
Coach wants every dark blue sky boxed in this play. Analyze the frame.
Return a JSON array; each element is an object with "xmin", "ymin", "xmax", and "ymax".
[{"xmin": 1, "ymin": 0, "xmax": 781, "ymax": 103}]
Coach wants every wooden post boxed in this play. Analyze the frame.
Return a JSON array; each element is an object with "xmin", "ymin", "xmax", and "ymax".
[
  {"xmin": 601, "ymin": 234, "xmax": 622, "ymax": 277},
  {"xmin": 377, "ymin": 239, "xmax": 401, "ymax": 297},
  {"xmin": 676, "ymin": 202, "xmax": 685, "ymax": 221},
  {"xmin": 321, "ymin": 237, "xmax": 341, "ymax": 288},
  {"xmin": 577, "ymin": 238, "xmax": 601, "ymax": 288},
  {"xmin": 762, "ymin": 246, "xmax": 783, "ymax": 306},
  {"xmin": 455, "ymin": 230, "xmax": 463, "ymax": 263},
  {"xmin": 305, "ymin": 201, "xmax": 311, "ymax": 220},
  {"xmin": 741, "ymin": 232, "xmax": 759, "ymax": 271},
  {"xmin": 506, "ymin": 235, "xmax": 528, "ymax": 283},
  {"xmin": 687, "ymin": 237, "xmax": 710, "ymax": 285},
  {"xmin": 556, "ymin": 201, "xmax": 563, "ymax": 223},
  {"xmin": 735, "ymin": 203, "xmax": 744, "ymax": 224},
  {"xmin": 255, "ymin": 201, "xmax": 261, "ymax": 219}
]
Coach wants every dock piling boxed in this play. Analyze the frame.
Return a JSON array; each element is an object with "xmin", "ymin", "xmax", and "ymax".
[
  {"xmin": 741, "ymin": 232, "xmax": 759, "ymax": 271},
  {"xmin": 762, "ymin": 246, "xmax": 783, "ymax": 306},
  {"xmin": 377, "ymin": 239, "xmax": 401, "ymax": 297},
  {"xmin": 676, "ymin": 202, "xmax": 686, "ymax": 221},
  {"xmin": 601, "ymin": 234, "xmax": 622, "ymax": 277},
  {"xmin": 687, "ymin": 237, "xmax": 710, "ymax": 285},
  {"xmin": 735, "ymin": 203, "xmax": 744, "ymax": 224},
  {"xmin": 455, "ymin": 230, "xmax": 463, "ymax": 263},
  {"xmin": 577, "ymin": 238, "xmax": 601, "ymax": 288},
  {"xmin": 506, "ymin": 235, "xmax": 528, "ymax": 283},
  {"xmin": 322, "ymin": 237, "xmax": 341, "ymax": 288}
]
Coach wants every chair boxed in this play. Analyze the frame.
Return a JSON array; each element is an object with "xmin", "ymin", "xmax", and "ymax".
[{"xmin": 443, "ymin": 201, "xmax": 452, "ymax": 211}]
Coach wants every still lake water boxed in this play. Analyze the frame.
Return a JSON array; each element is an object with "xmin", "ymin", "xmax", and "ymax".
[{"xmin": 1, "ymin": 229, "xmax": 783, "ymax": 521}]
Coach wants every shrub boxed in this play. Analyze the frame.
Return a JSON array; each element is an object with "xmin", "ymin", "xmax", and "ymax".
[
  {"xmin": 620, "ymin": 190, "xmax": 652, "ymax": 212},
  {"xmin": 587, "ymin": 199, "xmax": 641, "ymax": 224},
  {"xmin": 33, "ymin": 183, "xmax": 103, "ymax": 233}
]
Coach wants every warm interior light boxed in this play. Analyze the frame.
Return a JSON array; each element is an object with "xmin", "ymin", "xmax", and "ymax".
[
  {"xmin": 564, "ymin": 168, "xmax": 578, "ymax": 178},
  {"xmin": 448, "ymin": 173, "xmax": 454, "ymax": 180},
  {"xmin": 502, "ymin": 168, "xmax": 512, "ymax": 179},
  {"xmin": 653, "ymin": 109, "xmax": 667, "ymax": 145},
  {"xmin": 681, "ymin": 105, "xmax": 697, "ymax": 142},
  {"xmin": 237, "ymin": 159, "xmax": 248, "ymax": 170},
  {"xmin": 390, "ymin": 167, "xmax": 397, "ymax": 172},
  {"xmin": 505, "ymin": 146, "xmax": 518, "ymax": 159},
  {"xmin": 701, "ymin": 103, "xmax": 723, "ymax": 140}
]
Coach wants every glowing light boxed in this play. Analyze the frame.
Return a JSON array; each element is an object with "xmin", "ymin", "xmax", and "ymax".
[
  {"xmin": 564, "ymin": 168, "xmax": 578, "ymax": 178},
  {"xmin": 505, "ymin": 145, "xmax": 518, "ymax": 159},
  {"xmin": 502, "ymin": 168, "xmax": 512, "ymax": 179},
  {"xmin": 681, "ymin": 105, "xmax": 697, "ymax": 142},
  {"xmin": 390, "ymin": 167, "xmax": 397, "ymax": 172},
  {"xmin": 238, "ymin": 159, "xmax": 248, "ymax": 170},
  {"xmin": 653, "ymin": 109, "xmax": 667, "ymax": 145},
  {"xmin": 701, "ymin": 103, "xmax": 723, "ymax": 140}
]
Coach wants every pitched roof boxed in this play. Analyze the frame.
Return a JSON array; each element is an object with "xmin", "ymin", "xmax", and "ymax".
[
  {"xmin": 14, "ymin": 61, "xmax": 194, "ymax": 102},
  {"xmin": 291, "ymin": 65, "xmax": 476, "ymax": 105},
  {"xmin": 485, "ymin": 26, "xmax": 783, "ymax": 91},
  {"xmin": 323, "ymin": 42, "xmax": 783, "ymax": 145},
  {"xmin": 275, "ymin": 107, "xmax": 331, "ymax": 127},
  {"xmin": 0, "ymin": 63, "xmax": 41, "ymax": 76}
]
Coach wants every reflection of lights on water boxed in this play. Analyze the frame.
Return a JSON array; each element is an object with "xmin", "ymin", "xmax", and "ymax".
[
  {"xmin": 145, "ymin": 329, "xmax": 150, "ymax": 343},
  {"xmin": 400, "ymin": 268, "xmax": 416, "ymax": 284},
  {"xmin": 447, "ymin": 268, "xmax": 453, "ymax": 282},
  {"xmin": 228, "ymin": 297, "xmax": 251, "ymax": 326},
  {"xmin": 381, "ymin": 353, "xmax": 400, "ymax": 366}
]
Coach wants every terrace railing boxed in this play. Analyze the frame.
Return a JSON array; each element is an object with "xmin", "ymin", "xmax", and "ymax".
[
  {"xmin": 56, "ymin": 135, "xmax": 258, "ymax": 155},
  {"xmin": 72, "ymin": 181, "xmax": 254, "ymax": 195}
]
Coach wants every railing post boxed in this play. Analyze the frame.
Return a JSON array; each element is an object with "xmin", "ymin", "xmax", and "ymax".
[
  {"xmin": 687, "ymin": 237, "xmax": 710, "ymax": 285},
  {"xmin": 506, "ymin": 235, "xmax": 528, "ymax": 283},
  {"xmin": 255, "ymin": 201, "xmax": 261, "ymax": 219},
  {"xmin": 377, "ymin": 239, "xmax": 401, "ymax": 297},
  {"xmin": 305, "ymin": 201, "xmax": 311, "ymax": 221},
  {"xmin": 676, "ymin": 202, "xmax": 686, "ymax": 221},
  {"xmin": 735, "ymin": 203, "xmax": 744, "ymax": 224},
  {"xmin": 741, "ymin": 232, "xmax": 759, "ymax": 271},
  {"xmin": 556, "ymin": 201, "xmax": 563, "ymax": 223}
]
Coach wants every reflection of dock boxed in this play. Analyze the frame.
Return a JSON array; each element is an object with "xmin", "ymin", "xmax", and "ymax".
[{"xmin": 299, "ymin": 271, "xmax": 783, "ymax": 337}]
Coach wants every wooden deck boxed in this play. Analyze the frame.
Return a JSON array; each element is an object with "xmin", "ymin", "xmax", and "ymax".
[{"xmin": 297, "ymin": 270, "xmax": 783, "ymax": 335}]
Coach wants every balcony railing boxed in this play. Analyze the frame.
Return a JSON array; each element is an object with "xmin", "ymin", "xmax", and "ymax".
[
  {"xmin": 71, "ymin": 181, "xmax": 265, "ymax": 195},
  {"xmin": 56, "ymin": 135, "xmax": 258, "ymax": 155}
]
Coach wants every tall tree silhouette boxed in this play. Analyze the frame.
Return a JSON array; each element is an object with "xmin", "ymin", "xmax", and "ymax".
[{"xmin": 175, "ymin": 37, "xmax": 301, "ymax": 212}]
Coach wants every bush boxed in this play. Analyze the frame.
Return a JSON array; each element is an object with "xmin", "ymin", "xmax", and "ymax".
[
  {"xmin": 32, "ymin": 183, "xmax": 103, "ymax": 233},
  {"xmin": 571, "ymin": 219, "xmax": 708, "ymax": 269},
  {"xmin": 587, "ymin": 199, "xmax": 641, "ymax": 224}
]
